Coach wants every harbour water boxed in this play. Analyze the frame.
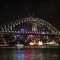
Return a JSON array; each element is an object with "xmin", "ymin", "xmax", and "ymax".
[{"xmin": 0, "ymin": 47, "xmax": 60, "ymax": 60}]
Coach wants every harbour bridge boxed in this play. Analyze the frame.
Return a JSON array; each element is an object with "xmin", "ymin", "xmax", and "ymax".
[
  {"xmin": 0, "ymin": 17, "xmax": 60, "ymax": 46},
  {"xmin": 0, "ymin": 17, "xmax": 60, "ymax": 34}
]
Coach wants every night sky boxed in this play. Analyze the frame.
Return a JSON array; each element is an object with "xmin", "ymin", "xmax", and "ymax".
[{"xmin": 0, "ymin": 0, "xmax": 60, "ymax": 31}]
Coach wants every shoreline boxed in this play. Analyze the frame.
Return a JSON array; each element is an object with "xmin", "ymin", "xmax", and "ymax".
[{"xmin": 0, "ymin": 45, "xmax": 60, "ymax": 49}]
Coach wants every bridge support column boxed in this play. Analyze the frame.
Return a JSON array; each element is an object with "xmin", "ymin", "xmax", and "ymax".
[
  {"xmin": 1, "ymin": 27, "xmax": 4, "ymax": 32},
  {"xmin": 32, "ymin": 23, "xmax": 37, "ymax": 32},
  {"xmin": 10, "ymin": 26, "xmax": 12, "ymax": 32}
]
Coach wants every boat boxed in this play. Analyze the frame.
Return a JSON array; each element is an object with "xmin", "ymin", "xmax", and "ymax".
[{"xmin": 16, "ymin": 44, "xmax": 24, "ymax": 49}]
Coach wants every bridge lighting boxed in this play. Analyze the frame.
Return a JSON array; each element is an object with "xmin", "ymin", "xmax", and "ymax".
[
  {"xmin": 21, "ymin": 21, "xmax": 23, "ymax": 23},
  {"xmin": 15, "ymin": 31, "xmax": 17, "ymax": 32},
  {"xmin": 16, "ymin": 23, "xmax": 18, "ymax": 25},
  {"xmin": 34, "ymin": 20, "xmax": 36, "ymax": 21},
  {"xmin": 21, "ymin": 29, "xmax": 25, "ymax": 32},
  {"xmin": 37, "ymin": 32, "xmax": 38, "ymax": 34},
  {"xmin": 14, "ymin": 36, "xmax": 16, "ymax": 38},
  {"xmin": 12, "ymin": 31, "xmax": 14, "ymax": 32},
  {"xmin": 18, "ymin": 31, "xmax": 19, "ymax": 33},
  {"xmin": 27, "ymin": 31, "xmax": 29, "ymax": 33},
  {"xmin": 42, "ymin": 32, "xmax": 45, "ymax": 34},
  {"xmin": 38, "ymin": 32, "xmax": 40, "ymax": 34},
  {"xmin": 18, "ymin": 21, "xmax": 20, "ymax": 24},
  {"xmin": 29, "ymin": 20, "xmax": 30, "ymax": 21},
  {"xmin": 8, "ymin": 31, "xmax": 10, "ymax": 32},
  {"xmin": 13, "ymin": 24, "xmax": 15, "ymax": 27},
  {"xmin": 30, "ymin": 32, "xmax": 32, "ymax": 33},
  {"xmin": 17, "ymin": 20, "xmax": 18, "ymax": 22},
  {"xmin": 6, "ymin": 31, "xmax": 7, "ymax": 32}
]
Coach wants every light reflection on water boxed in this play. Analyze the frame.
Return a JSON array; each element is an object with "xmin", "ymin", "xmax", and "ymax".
[{"xmin": 0, "ymin": 48, "xmax": 60, "ymax": 60}]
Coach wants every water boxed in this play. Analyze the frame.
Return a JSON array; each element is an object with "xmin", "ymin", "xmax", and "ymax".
[{"xmin": 0, "ymin": 48, "xmax": 60, "ymax": 60}]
